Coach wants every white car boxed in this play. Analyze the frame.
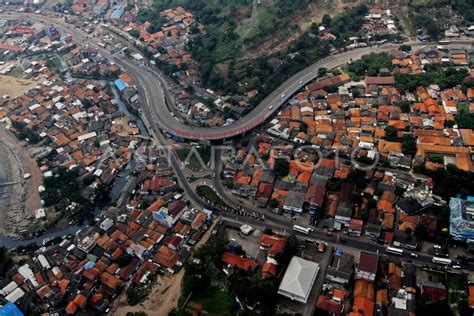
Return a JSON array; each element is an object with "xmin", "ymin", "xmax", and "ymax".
[
  {"xmin": 281, "ymin": 94, "xmax": 285, "ymax": 98},
  {"xmin": 410, "ymin": 253, "xmax": 418, "ymax": 258},
  {"xmin": 268, "ymin": 105, "xmax": 273, "ymax": 110}
]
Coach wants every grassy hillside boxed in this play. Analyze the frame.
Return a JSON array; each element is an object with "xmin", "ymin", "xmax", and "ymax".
[{"xmin": 137, "ymin": 0, "xmax": 474, "ymax": 107}]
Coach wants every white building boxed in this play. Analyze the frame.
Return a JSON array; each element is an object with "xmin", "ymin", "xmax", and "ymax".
[{"xmin": 278, "ymin": 256, "xmax": 320, "ymax": 303}]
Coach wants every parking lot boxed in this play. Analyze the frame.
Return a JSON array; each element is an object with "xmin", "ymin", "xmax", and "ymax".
[{"xmin": 227, "ymin": 227, "xmax": 263, "ymax": 260}]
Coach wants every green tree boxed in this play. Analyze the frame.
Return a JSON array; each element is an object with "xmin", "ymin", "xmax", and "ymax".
[
  {"xmin": 182, "ymin": 273, "xmax": 211, "ymax": 297},
  {"xmin": 426, "ymin": 21, "xmax": 441, "ymax": 40},
  {"xmin": 402, "ymin": 134, "xmax": 417, "ymax": 156},
  {"xmin": 194, "ymin": 235, "xmax": 227, "ymax": 266},
  {"xmin": 322, "ymin": 14, "xmax": 331, "ymax": 27},
  {"xmin": 274, "ymin": 159, "xmax": 290, "ymax": 177},
  {"xmin": 129, "ymin": 29, "xmax": 140, "ymax": 38},
  {"xmin": 117, "ymin": 254, "xmax": 133, "ymax": 267},
  {"xmin": 415, "ymin": 223, "xmax": 428, "ymax": 239},
  {"xmin": 318, "ymin": 67, "xmax": 327, "ymax": 77},
  {"xmin": 269, "ymin": 198, "xmax": 279, "ymax": 208},
  {"xmin": 399, "ymin": 44, "xmax": 411, "ymax": 52},
  {"xmin": 275, "ymin": 234, "xmax": 299, "ymax": 266},
  {"xmin": 400, "ymin": 100, "xmax": 411, "ymax": 113},
  {"xmin": 385, "ymin": 126, "xmax": 398, "ymax": 141}
]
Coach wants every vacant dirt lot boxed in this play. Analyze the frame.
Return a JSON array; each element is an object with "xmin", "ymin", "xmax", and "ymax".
[
  {"xmin": 113, "ymin": 269, "xmax": 185, "ymax": 316},
  {"xmin": 113, "ymin": 218, "xmax": 222, "ymax": 315},
  {"xmin": 0, "ymin": 75, "xmax": 38, "ymax": 99}
]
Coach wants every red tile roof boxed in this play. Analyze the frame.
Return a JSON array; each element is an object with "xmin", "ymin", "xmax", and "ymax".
[
  {"xmin": 260, "ymin": 234, "xmax": 286, "ymax": 256},
  {"xmin": 222, "ymin": 252, "xmax": 257, "ymax": 271}
]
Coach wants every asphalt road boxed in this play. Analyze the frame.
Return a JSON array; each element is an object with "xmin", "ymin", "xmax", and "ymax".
[
  {"xmin": 221, "ymin": 214, "xmax": 436, "ymax": 267},
  {"xmin": 4, "ymin": 12, "xmax": 472, "ymax": 140},
  {"xmin": 1, "ymin": 12, "xmax": 469, "ymax": 267}
]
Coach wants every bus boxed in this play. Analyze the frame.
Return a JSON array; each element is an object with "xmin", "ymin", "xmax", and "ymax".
[
  {"xmin": 386, "ymin": 246, "xmax": 404, "ymax": 256},
  {"xmin": 432, "ymin": 257, "xmax": 452, "ymax": 265},
  {"xmin": 293, "ymin": 225, "xmax": 313, "ymax": 235}
]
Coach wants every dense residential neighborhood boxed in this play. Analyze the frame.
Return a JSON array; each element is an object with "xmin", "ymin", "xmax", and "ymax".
[{"xmin": 0, "ymin": 0, "xmax": 473, "ymax": 315}]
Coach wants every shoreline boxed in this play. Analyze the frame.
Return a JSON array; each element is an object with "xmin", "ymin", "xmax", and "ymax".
[
  {"xmin": 0, "ymin": 127, "xmax": 42, "ymax": 237},
  {"xmin": 0, "ymin": 145, "xmax": 14, "ymax": 235}
]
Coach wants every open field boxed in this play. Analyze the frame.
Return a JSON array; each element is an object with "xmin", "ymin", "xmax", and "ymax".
[{"xmin": 0, "ymin": 75, "xmax": 37, "ymax": 99}]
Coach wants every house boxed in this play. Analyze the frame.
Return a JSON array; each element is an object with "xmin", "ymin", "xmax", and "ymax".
[
  {"xmin": 396, "ymin": 197, "xmax": 422, "ymax": 215},
  {"xmin": 348, "ymin": 219, "xmax": 364, "ymax": 236},
  {"xmin": 350, "ymin": 297, "xmax": 375, "ymax": 316},
  {"xmin": 365, "ymin": 76, "xmax": 395, "ymax": 86},
  {"xmin": 356, "ymin": 252, "xmax": 378, "ymax": 282},
  {"xmin": 468, "ymin": 285, "xmax": 474, "ymax": 309},
  {"xmin": 365, "ymin": 224, "xmax": 381, "ymax": 240},
  {"xmin": 259, "ymin": 234, "xmax": 286, "ymax": 257},
  {"xmin": 278, "ymin": 256, "xmax": 319, "ymax": 304},
  {"xmin": 305, "ymin": 184, "xmax": 326, "ymax": 211},
  {"xmin": 154, "ymin": 246, "xmax": 182, "ymax": 273},
  {"xmin": 335, "ymin": 183, "xmax": 355, "ymax": 226},
  {"xmin": 222, "ymin": 252, "xmax": 257, "ymax": 272},
  {"xmin": 152, "ymin": 200, "xmax": 187, "ymax": 228},
  {"xmin": 393, "ymin": 230, "xmax": 418, "ymax": 249},
  {"xmin": 326, "ymin": 249, "xmax": 354, "ymax": 284},
  {"xmin": 316, "ymin": 295, "xmax": 344, "ymax": 315},
  {"xmin": 0, "ymin": 302, "xmax": 23, "ymax": 316},
  {"xmin": 283, "ymin": 191, "xmax": 305, "ymax": 213},
  {"xmin": 262, "ymin": 261, "xmax": 278, "ymax": 279},
  {"xmin": 421, "ymin": 281, "xmax": 447, "ymax": 303}
]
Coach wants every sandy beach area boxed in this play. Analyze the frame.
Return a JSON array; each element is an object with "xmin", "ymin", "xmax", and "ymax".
[{"xmin": 0, "ymin": 127, "xmax": 42, "ymax": 236}]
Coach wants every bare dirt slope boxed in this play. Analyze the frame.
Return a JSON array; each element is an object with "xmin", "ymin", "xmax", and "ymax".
[{"xmin": 0, "ymin": 75, "xmax": 38, "ymax": 99}]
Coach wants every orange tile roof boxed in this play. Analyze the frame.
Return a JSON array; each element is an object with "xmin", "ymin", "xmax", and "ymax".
[
  {"xmin": 65, "ymin": 301, "xmax": 78, "ymax": 315},
  {"xmin": 354, "ymin": 279, "xmax": 375, "ymax": 300},
  {"xmin": 469, "ymin": 285, "xmax": 474, "ymax": 308},
  {"xmin": 261, "ymin": 262, "xmax": 277, "ymax": 278},
  {"xmin": 377, "ymin": 140, "xmax": 402, "ymax": 154},
  {"xmin": 416, "ymin": 144, "xmax": 473, "ymax": 172},
  {"xmin": 352, "ymin": 297, "xmax": 375, "ymax": 316},
  {"xmin": 99, "ymin": 272, "xmax": 123, "ymax": 290},
  {"xmin": 376, "ymin": 289, "xmax": 388, "ymax": 306},
  {"xmin": 147, "ymin": 199, "xmax": 165, "ymax": 212},
  {"xmin": 222, "ymin": 252, "xmax": 257, "ymax": 271},
  {"xmin": 260, "ymin": 234, "xmax": 286, "ymax": 256}
]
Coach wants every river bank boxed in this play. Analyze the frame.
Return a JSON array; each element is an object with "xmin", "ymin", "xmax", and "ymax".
[
  {"xmin": 0, "ymin": 127, "xmax": 42, "ymax": 237},
  {"xmin": 0, "ymin": 143, "xmax": 14, "ymax": 235}
]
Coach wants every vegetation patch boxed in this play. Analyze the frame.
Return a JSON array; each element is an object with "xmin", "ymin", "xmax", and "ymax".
[
  {"xmin": 176, "ymin": 146, "xmax": 211, "ymax": 171},
  {"xmin": 196, "ymin": 185, "xmax": 226, "ymax": 208}
]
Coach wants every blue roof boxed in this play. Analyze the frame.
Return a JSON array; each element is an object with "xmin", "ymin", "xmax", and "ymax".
[
  {"xmin": 110, "ymin": 6, "xmax": 124, "ymax": 19},
  {"xmin": 0, "ymin": 302, "xmax": 23, "ymax": 316},
  {"xmin": 335, "ymin": 248, "xmax": 343, "ymax": 255},
  {"xmin": 467, "ymin": 196, "xmax": 474, "ymax": 202},
  {"xmin": 114, "ymin": 79, "xmax": 127, "ymax": 92}
]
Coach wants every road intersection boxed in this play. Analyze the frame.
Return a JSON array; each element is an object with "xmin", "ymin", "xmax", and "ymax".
[{"xmin": 2, "ymin": 11, "xmax": 472, "ymax": 267}]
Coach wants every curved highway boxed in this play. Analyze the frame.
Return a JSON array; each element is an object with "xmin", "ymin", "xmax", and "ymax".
[
  {"xmin": 3, "ymin": 12, "xmax": 473, "ymax": 140},
  {"xmin": 96, "ymin": 38, "xmax": 473, "ymax": 140},
  {"xmin": 0, "ymin": 12, "xmax": 470, "ymax": 271}
]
